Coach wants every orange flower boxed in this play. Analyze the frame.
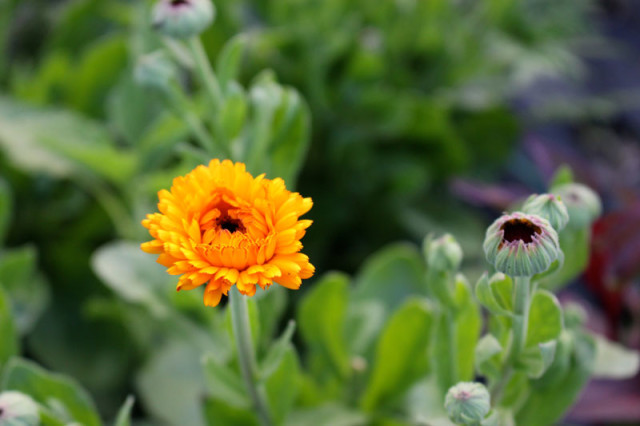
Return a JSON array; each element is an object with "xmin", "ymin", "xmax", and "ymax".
[{"xmin": 141, "ymin": 159, "xmax": 314, "ymax": 306}]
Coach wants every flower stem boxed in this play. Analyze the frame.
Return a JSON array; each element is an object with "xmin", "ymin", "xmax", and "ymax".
[
  {"xmin": 187, "ymin": 37, "xmax": 224, "ymax": 112},
  {"xmin": 229, "ymin": 287, "xmax": 273, "ymax": 426},
  {"xmin": 509, "ymin": 276, "xmax": 531, "ymax": 364}
]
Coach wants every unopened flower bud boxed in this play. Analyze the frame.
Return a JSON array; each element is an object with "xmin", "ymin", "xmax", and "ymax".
[
  {"xmin": 552, "ymin": 183, "xmax": 601, "ymax": 229},
  {"xmin": 134, "ymin": 51, "xmax": 176, "ymax": 90},
  {"xmin": 152, "ymin": 0, "xmax": 215, "ymax": 39},
  {"xmin": 425, "ymin": 234, "xmax": 463, "ymax": 272},
  {"xmin": 522, "ymin": 193, "xmax": 569, "ymax": 231},
  {"xmin": 445, "ymin": 382, "xmax": 491, "ymax": 425},
  {"xmin": 0, "ymin": 391, "xmax": 39, "ymax": 426},
  {"xmin": 483, "ymin": 212, "xmax": 560, "ymax": 277}
]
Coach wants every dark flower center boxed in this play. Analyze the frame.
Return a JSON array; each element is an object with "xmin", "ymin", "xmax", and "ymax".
[
  {"xmin": 219, "ymin": 217, "xmax": 245, "ymax": 234},
  {"xmin": 170, "ymin": 0, "xmax": 189, "ymax": 6},
  {"xmin": 500, "ymin": 218, "xmax": 541, "ymax": 244}
]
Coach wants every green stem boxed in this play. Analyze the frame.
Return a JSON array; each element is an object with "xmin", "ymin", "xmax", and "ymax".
[
  {"xmin": 508, "ymin": 276, "xmax": 531, "ymax": 364},
  {"xmin": 229, "ymin": 288, "xmax": 273, "ymax": 426},
  {"xmin": 187, "ymin": 37, "xmax": 224, "ymax": 112}
]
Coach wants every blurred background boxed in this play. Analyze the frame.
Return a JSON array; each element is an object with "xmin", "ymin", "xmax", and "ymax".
[{"xmin": 0, "ymin": 0, "xmax": 639, "ymax": 424}]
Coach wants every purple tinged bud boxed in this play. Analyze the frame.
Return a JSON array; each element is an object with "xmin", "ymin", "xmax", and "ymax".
[{"xmin": 152, "ymin": 0, "xmax": 215, "ymax": 39}]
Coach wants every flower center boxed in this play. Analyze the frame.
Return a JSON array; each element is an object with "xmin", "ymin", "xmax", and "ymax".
[
  {"xmin": 170, "ymin": 0, "xmax": 189, "ymax": 5},
  {"xmin": 500, "ymin": 218, "xmax": 541, "ymax": 244},
  {"xmin": 219, "ymin": 217, "xmax": 245, "ymax": 234}
]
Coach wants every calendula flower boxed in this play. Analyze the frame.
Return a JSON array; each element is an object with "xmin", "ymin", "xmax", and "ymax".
[
  {"xmin": 483, "ymin": 212, "xmax": 560, "ymax": 277},
  {"xmin": 141, "ymin": 159, "xmax": 314, "ymax": 306}
]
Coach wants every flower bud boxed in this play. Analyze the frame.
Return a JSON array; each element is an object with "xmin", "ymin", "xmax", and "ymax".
[
  {"xmin": 483, "ymin": 212, "xmax": 560, "ymax": 277},
  {"xmin": 522, "ymin": 193, "xmax": 569, "ymax": 231},
  {"xmin": 152, "ymin": 0, "xmax": 215, "ymax": 39},
  {"xmin": 134, "ymin": 51, "xmax": 176, "ymax": 90},
  {"xmin": 0, "ymin": 391, "xmax": 39, "ymax": 426},
  {"xmin": 445, "ymin": 382, "xmax": 491, "ymax": 425},
  {"xmin": 552, "ymin": 183, "xmax": 601, "ymax": 229},
  {"xmin": 425, "ymin": 234, "xmax": 463, "ymax": 272}
]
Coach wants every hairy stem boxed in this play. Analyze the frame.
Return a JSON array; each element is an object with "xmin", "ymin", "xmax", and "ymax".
[{"xmin": 229, "ymin": 288, "xmax": 273, "ymax": 426}]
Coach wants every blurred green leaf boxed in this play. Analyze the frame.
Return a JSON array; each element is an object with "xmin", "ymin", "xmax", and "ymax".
[
  {"xmin": 475, "ymin": 273, "xmax": 512, "ymax": 317},
  {"xmin": 531, "ymin": 330, "xmax": 572, "ymax": 390},
  {"xmin": 0, "ymin": 178, "xmax": 10, "ymax": 245},
  {"xmin": 0, "ymin": 246, "xmax": 50, "ymax": 335},
  {"xmin": 526, "ymin": 290, "xmax": 563, "ymax": 347},
  {"xmin": 255, "ymin": 285, "xmax": 287, "ymax": 351},
  {"xmin": 361, "ymin": 298, "xmax": 433, "ymax": 411},
  {"xmin": 475, "ymin": 334, "xmax": 503, "ymax": 380},
  {"xmin": 1, "ymin": 358, "xmax": 100, "ymax": 426},
  {"xmin": 113, "ymin": 395, "xmax": 135, "ymax": 426},
  {"xmin": 217, "ymin": 35, "xmax": 248, "ymax": 90},
  {"xmin": 344, "ymin": 300, "xmax": 385, "ymax": 357},
  {"xmin": 203, "ymin": 396, "xmax": 258, "ymax": 426},
  {"xmin": 0, "ymin": 97, "xmax": 136, "ymax": 184},
  {"xmin": 298, "ymin": 272, "xmax": 350, "ymax": 378},
  {"xmin": 219, "ymin": 83, "xmax": 248, "ymax": 144},
  {"xmin": 265, "ymin": 344, "xmax": 300, "ymax": 424},
  {"xmin": 137, "ymin": 340, "xmax": 207, "ymax": 426},
  {"xmin": 91, "ymin": 241, "xmax": 170, "ymax": 317},
  {"xmin": 202, "ymin": 355, "xmax": 250, "ymax": 409},
  {"xmin": 591, "ymin": 334, "xmax": 640, "ymax": 379},
  {"xmin": 519, "ymin": 340, "xmax": 557, "ymax": 378},
  {"xmin": 286, "ymin": 403, "xmax": 367, "ymax": 426},
  {"xmin": 549, "ymin": 165, "xmax": 575, "ymax": 188},
  {"xmin": 0, "ymin": 287, "xmax": 18, "ymax": 370},
  {"xmin": 260, "ymin": 320, "xmax": 296, "ymax": 380},
  {"xmin": 353, "ymin": 243, "xmax": 426, "ymax": 316},
  {"xmin": 516, "ymin": 331, "xmax": 596, "ymax": 426}
]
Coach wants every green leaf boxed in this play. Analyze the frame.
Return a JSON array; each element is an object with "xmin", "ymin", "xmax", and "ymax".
[
  {"xmin": 0, "ymin": 97, "xmax": 136, "ymax": 184},
  {"xmin": 0, "ymin": 178, "xmax": 11, "ymax": 244},
  {"xmin": 532, "ymin": 331, "xmax": 572, "ymax": 389},
  {"xmin": 265, "ymin": 345, "xmax": 300, "ymax": 424},
  {"xmin": 353, "ymin": 243, "xmax": 427, "ymax": 315},
  {"xmin": 0, "ymin": 246, "xmax": 49, "ymax": 335},
  {"xmin": 136, "ymin": 340, "xmax": 207, "ymax": 426},
  {"xmin": 91, "ymin": 241, "xmax": 171, "ymax": 317},
  {"xmin": 518, "ymin": 340, "xmax": 557, "ymax": 378},
  {"xmin": 255, "ymin": 285, "xmax": 287, "ymax": 351},
  {"xmin": 203, "ymin": 396, "xmax": 258, "ymax": 426},
  {"xmin": 285, "ymin": 403, "xmax": 367, "ymax": 426},
  {"xmin": 0, "ymin": 287, "xmax": 18, "ymax": 369},
  {"xmin": 1, "ymin": 358, "xmax": 100, "ymax": 426},
  {"xmin": 113, "ymin": 395, "xmax": 135, "ymax": 426},
  {"xmin": 488, "ymin": 273, "xmax": 514, "ymax": 312},
  {"xmin": 344, "ymin": 300, "xmax": 386, "ymax": 356},
  {"xmin": 361, "ymin": 298, "xmax": 433, "ymax": 411},
  {"xmin": 549, "ymin": 165, "xmax": 574, "ymax": 189},
  {"xmin": 453, "ymin": 276, "xmax": 482, "ymax": 382},
  {"xmin": 592, "ymin": 334, "xmax": 640, "ymax": 379},
  {"xmin": 526, "ymin": 290, "xmax": 563, "ymax": 347},
  {"xmin": 475, "ymin": 334, "xmax": 503, "ymax": 380},
  {"xmin": 260, "ymin": 320, "xmax": 296, "ymax": 380},
  {"xmin": 202, "ymin": 355, "xmax": 250, "ymax": 409},
  {"xmin": 218, "ymin": 83, "xmax": 248, "ymax": 143},
  {"xmin": 217, "ymin": 35, "xmax": 248, "ymax": 89},
  {"xmin": 516, "ymin": 331, "xmax": 596, "ymax": 426},
  {"xmin": 298, "ymin": 272, "xmax": 350, "ymax": 378},
  {"xmin": 475, "ymin": 273, "xmax": 512, "ymax": 317}
]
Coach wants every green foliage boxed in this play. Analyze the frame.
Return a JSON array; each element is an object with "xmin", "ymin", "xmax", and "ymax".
[{"xmin": 0, "ymin": 287, "xmax": 18, "ymax": 370}]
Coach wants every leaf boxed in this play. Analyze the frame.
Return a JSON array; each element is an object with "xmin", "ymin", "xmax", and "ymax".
[
  {"xmin": 518, "ymin": 340, "xmax": 557, "ymax": 378},
  {"xmin": 549, "ymin": 165, "xmax": 574, "ymax": 189},
  {"xmin": 218, "ymin": 83, "xmax": 248, "ymax": 143},
  {"xmin": 526, "ymin": 290, "xmax": 563, "ymax": 347},
  {"xmin": 202, "ymin": 355, "xmax": 250, "ymax": 409},
  {"xmin": 0, "ymin": 97, "xmax": 136, "ymax": 184},
  {"xmin": 91, "ymin": 241, "xmax": 171, "ymax": 317},
  {"xmin": 1, "ymin": 358, "xmax": 100, "ymax": 426},
  {"xmin": 0, "ymin": 287, "xmax": 18, "ymax": 369},
  {"xmin": 360, "ymin": 298, "xmax": 433, "ymax": 411},
  {"xmin": 353, "ymin": 243, "xmax": 427, "ymax": 316},
  {"xmin": 0, "ymin": 178, "xmax": 11, "ymax": 244},
  {"xmin": 592, "ymin": 334, "xmax": 640, "ymax": 379},
  {"xmin": 265, "ymin": 345, "xmax": 300, "ymax": 424},
  {"xmin": 255, "ymin": 285, "xmax": 287, "ymax": 351},
  {"xmin": 453, "ymin": 276, "xmax": 482, "ymax": 382},
  {"xmin": 260, "ymin": 320, "xmax": 296, "ymax": 380},
  {"xmin": 0, "ymin": 246, "xmax": 50, "ymax": 335},
  {"xmin": 216, "ymin": 35, "xmax": 248, "ymax": 90},
  {"xmin": 298, "ymin": 272, "xmax": 350, "ymax": 378},
  {"xmin": 475, "ymin": 273, "xmax": 512, "ymax": 316},
  {"xmin": 475, "ymin": 334, "xmax": 503, "ymax": 380},
  {"xmin": 285, "ymin": 403, "xmax": 367, "ymax": 426},
  {"xmin": 531, "ymin": 331, "xmax": 572, "ymax": 389},
  {"xmin": 203, "ymin": 396, "xmax": 258, "ymax": 426},
  {"xmin": 136, "ymin": 341, "xmax": 207, "ymax": 426},
  {"xmin": 516, "ymin": 331, "xmax": 596, "ymax": 426},
  {"xmin": 344, "ymin": 300, "xmax": 386, "ymax": 356},
  {"xmin": 113, "ymin": 395, "xmax": 135, "ymax": 426}
]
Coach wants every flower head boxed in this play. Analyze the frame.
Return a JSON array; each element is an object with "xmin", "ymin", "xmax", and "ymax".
[
  {"xmin": 522, "ymin": 193, "xmax": 569, "ymax": 231},
  {"xmin": 445, "ymin": 382, "xmax": 491, "ymax": 425},
  {"xmin": 483, "ymin": 212, "xmax": 560, "ymax": 277},
  {"xmin": 152, "ymin": 0, "xmax": 215, "ymax": 39},
  {"xmin": 141, "ymin": 159, "xmax": 314, "ymax": 306},
  {"xmin": 552, "ymin": 183, "xmax": 601, "ymax": 229},
  {"xmin": 0, "ymin": 391, "xmax": 39, "ymax": 426}
]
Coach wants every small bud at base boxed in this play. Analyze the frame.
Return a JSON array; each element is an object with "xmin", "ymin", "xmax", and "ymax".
[
  {"xmin": 425, "ymin": 234, "xmax": 463, "ymax": 272},
  {"xmin": 445, "ymin": 382, "xmax": 491, "ymax": 425}
]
